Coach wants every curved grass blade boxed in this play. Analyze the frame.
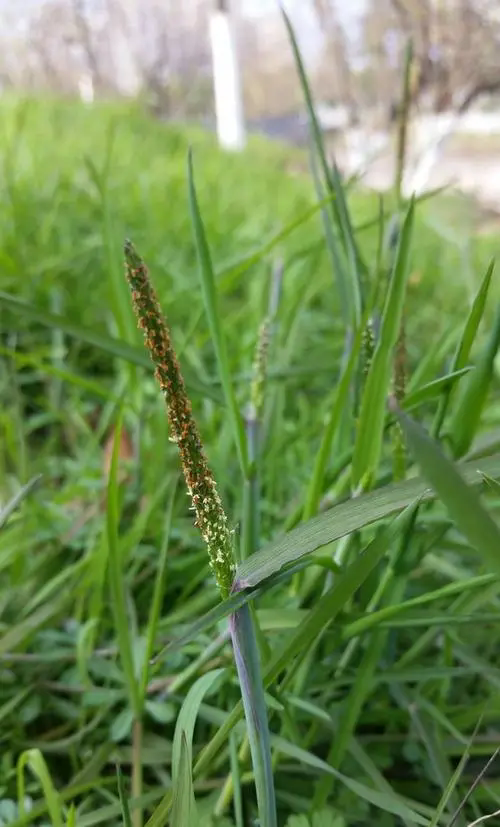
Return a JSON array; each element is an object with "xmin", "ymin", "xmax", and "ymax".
[
  {"xmin": 433, "ymin": 260, "xmax": 494, "ymax": 436},
  {"xmin": 303, "ymin": 318, "xmax": 365, "ymax": 520},
  {"xmin": 107, "ymin": 412, "xmax": 140, "ymax": 716},
  {"xmin": 342, "ymin": 572, "xmax": 497, "ymax": 641},
  {"xmin": 117, "ymin": 766, "xmax": 133, "ymax": 827},
  {"xmin": 217, "ymin": 192, "xmax": 337, "ymax": 285},
  {"xmin": 0, "ymin": 474, "xmax": 42, "ymax": 530},
  {"xmin": 236, "ymin": 451, "xmax": 500, "ymax": 589},
  {"xmin": 282, "ymin": 7, "xmax": 363, "ymax": 324},
  {"xmin": 451, "ymin": 297, "xmax": 500, "ymax": 457},
  {"xmin": 189, "ymin": 508, "xmax": 413, "ymax": 786},
  {"xmin": 17, "ymin": 749, "xmax": 63, "ymax": 827},
  {"xmin": 402, "ymin": 368, "xmax": 473, "ymax": 413},
  {"xmin": 270, "ymin": 735, "xmax": 428, "ymax": 826},
  {"xmin": 0, "ymin": 345, "xmax": 119, "ymax": 401},
  {"xmin": 187, "ymin": 151, "xmax": 247, "ymax": 474},
  {"xmin": 171, "ymin": 734, "xmax": 198, "ymax": 827},
  {"xmin": 394, "ymin": 406, "xmax": 500, "ymax": 576},
  {"xmin": 153, "ymin": 670, "xmax": 223, "ymax": 827},
  {"xmin": 230, "ymin": 605, "xmax": 277, "ymax": 826},
  {"xmin": 352, "ymin": 199, "xmax": 415, "ymax": 490},
  {"xmin": 140, "ymin": 479, "xmax": 178, "ymax": 698},
  {"xmin": 155, "ymin": 559, "xmax": 311, "ymax": 661},
  {"xmin": 0, "ymin": 291, "xmax": 219, "ymax": 402}
]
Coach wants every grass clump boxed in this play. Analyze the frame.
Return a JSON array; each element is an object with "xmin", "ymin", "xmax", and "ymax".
[{"xmin": 1, "ymin": 54, "xmax": 500, "ymax": 827}]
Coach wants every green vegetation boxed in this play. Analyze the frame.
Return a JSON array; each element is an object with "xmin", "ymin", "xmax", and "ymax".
[{"xmin": 1, "ymin": 88, "xmax": 500, "ymax": 827}]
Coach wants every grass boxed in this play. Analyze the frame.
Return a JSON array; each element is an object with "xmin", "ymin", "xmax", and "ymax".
[{"xmin": 1, "ymin": 88, "xmax": 500, "ymax": 827}]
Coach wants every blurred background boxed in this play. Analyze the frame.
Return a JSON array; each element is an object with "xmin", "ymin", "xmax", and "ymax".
[{"xmin": 3, "ymin": 0, "xmax": 500, "ymax": 205}]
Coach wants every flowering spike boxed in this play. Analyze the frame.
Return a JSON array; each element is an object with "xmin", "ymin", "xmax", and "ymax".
[{"xmin": 124, "ymin": 240, "xmax": 234, "ymax": 597}]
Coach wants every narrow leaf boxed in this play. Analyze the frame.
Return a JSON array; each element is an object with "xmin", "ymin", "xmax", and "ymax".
[
  {"xmin": 0, "ymin": 475, "xmax": 42, "ymax": 530},
  {"xmin": 230, "ymin": 605, "xmax": 277, "ymax": 826},
  {"xmin": 170, "ymin": 670, "xmax": 223, "ymax": 826},
  {"xmin": 402, "ymin": 367, "xmax": 473, "ymax": 412},
  {"xmin": 0, "ymin": 291, "xmax": 218, "ymax": 401},
  {"xmin": 451, "ymin": 298, "xmax": 500, "ymax": 456},
  {"xmin": 171, "ymin": 734, "xmax": 198, "ymax": 827},
  {"xmin": 107, "ymin": 412, "xmax": 140, "ymax": 715},
  {"xmin": 140, "ymin": 479, "xmax": 177, "ymax": 697},
  {"xmin": 304, "ymin": 318, "xmax": 365, "ymax": 520},
  {"xmin": 394, "ymin": 406, "xmax": 500, "ymax": 576},
  {"xmin": 236, "ymin": 451, "xmax": 500, "ymax": 589},
  {"xmin": 352, "ymin": 199, "xmax": 415, "ymax": 489},
  {"xmin": 282, "ymin": 8, "xmax": 363, "ymax": 324},
  {"xmin": 117, "ymin": 766, "xmax": 133, "ymax": 827},
  {"xmin": 187, "ymin": 151, "xmax": 247, "ymax": 474},
  {"xmin": 17, "ymin": 749, "xmax": 63, "ymax": 827}
]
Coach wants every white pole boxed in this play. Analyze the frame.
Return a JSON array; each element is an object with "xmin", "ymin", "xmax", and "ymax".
[
  {"xmin": 78, "ymin": 72, "xmax": 94, "ymax": 104},
  {"xmin": 209, "ymin": 5, "xmax": 246, "ymax": 151}
]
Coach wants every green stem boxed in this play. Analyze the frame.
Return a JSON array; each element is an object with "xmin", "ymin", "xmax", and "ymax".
[
  {"xmin": 229, "ymin": 604, "xmax": 277, "ymax": 827},
  {"xmin": 131, "ymin": 718, "xmax": 143, "ymax": 827}
]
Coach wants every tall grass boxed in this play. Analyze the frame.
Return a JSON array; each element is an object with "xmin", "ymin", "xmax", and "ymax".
[{"xmin": 1, "ymin": 41, "xmax": 500, "ymax": 827}]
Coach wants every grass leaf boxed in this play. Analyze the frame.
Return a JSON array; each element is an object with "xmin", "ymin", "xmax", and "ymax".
[
  {"xmin": 433, "ymin": 260, "xmax": 494, "ymax": 436},
  {"xmin": 451, "ymin": 299, "xmax": 500, "ymax": 457},
  {"xmin": 352, "ymin": 198, "xmax": 414, "ymax": 490},
  {"xmin": 187, "ymin": 151, "xmax": 247, "ymax": 474},
  {"xmin": 0, "ymin": 475, "xmax": 42, "ymax": 530},
  {"xmin": 171, "ymin": 733, "xmax": 198, "ymax": 827},
  {"xmin": 17, "ymin": 749, "xmax": 63, "ymax": 827},
  {"xmin": 0, "ymin": 290, "xmax": 219, "ymax": 401},
  {"xmin": 394, "ymin": 407, "xmax": 500, "ymax": 576},
  {"xmin": 106, "ymin": 411, "xmax": 140, "ymax": 715},
  {"xmin": 236, "ymin": 450, "xmax": 500, "ymax": 588},
  {"xmin": 117, "ymin": 765, "xmax": 133, "ymax": 827}
]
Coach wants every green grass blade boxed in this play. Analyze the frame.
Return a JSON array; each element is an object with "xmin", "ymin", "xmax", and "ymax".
[
  {"xmin": 229, "ymin": 733, "xmax": 244, "ymax": 827},
  {"xmin": 352, "ymin": 199, "xmax": 415, "ymax": 490},
  {"xmin": 342, "ymin": 572, "xmax": 497, "ymax": 641},
  {"xmin": 447, "ymin": 745, "xmax": 500, "ymax": 827},
  {"xmin": 268, "ymin": 511, "xmax": 412, "ymax": 692},
  {"xmin": 17, "ymin": 749, "xmax": 63, "ymax": 827},
  {"xmin": 282, "ymin": 8, "xmax": 363, "ymax": 324},
  {"xmin": 171, "ymin": 734, "xmax": 198, "ymax": 827},
  {"xmin": 402, "ymin": 368, "xmax": 473, "ymax": 412},
  {"xmin": 155, "ymin": 560, "xmax": 311, "ymax": 661},
  {"xmin": 0, "ymin": 291, "xmax": 218, "ymax": 401},
  {"xmin": 270, "ymin": 735, "xmax": 428, "ymax": 826},
  {"xmin": 451, "ymin": 299, "xmax": 500, "ymax": 457},
  {"xmin": 236, "ymin": 451, "xmax": 500, "ymax": 589},
  {"xmin": 314, "ymin": 576, "xmax": 407, "ymax": 807},
  {"xmin": 0, "ymin": 594, "xmax": 71, "ymax": 656},
  {"xmin": 170, "ymin": 669, "xmax": 223, "ymax": 827},
  {"xmin": 217, "ymin": 192, "xmax": 337, "ymax": 285},
  {"xmin": 190, "ymin": 510, "xmax": 411, "ymax": 785},
  {"xmin": 394, "ymin": 40, "xmax": 413, "ymax": 203},
  {"xmin": 303, "ymin": 319, "xmax": 365, "ymax": 520},
  {"xmin": 187, "ymin": 151, "xmax": 248, "ymax": 474},
  {"xmin": 433, "ymin": 260, "xmax": 494, "ymax": 436},
  {"xmin": 140, "ymin": 479, "xmax": 177, "ymax": 699},
  {"xmin": 0, "ymin": 474, "xmax": 42, "ymax": 530},
  {"xmin": 0, "ymin": 344, "xmax": 119, "ymax": 401},
  {"xmin": 394, "ymin": 407, "xmax": 500, "ymax": 576},
  {"xmin": 66, "ymin": 803, "xmax": 77, "ymax": 827},
  {"xmin": 106, "ymin": 411, "xmax": 140, "ymax": 715},
  {"xmin": 308, "ymin": 141, "xmax": 350, "ymax": 324},
  {"xmin": 402, "ymin": 698, "xmax": 463, "ymax": 825},
  {"xmin": 117, "ymin": 766, "xmax": 133, "ymax": 827},
  {"xmin": 230, "ymin": 605, "xmax": 277, "ymax": 826}
]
